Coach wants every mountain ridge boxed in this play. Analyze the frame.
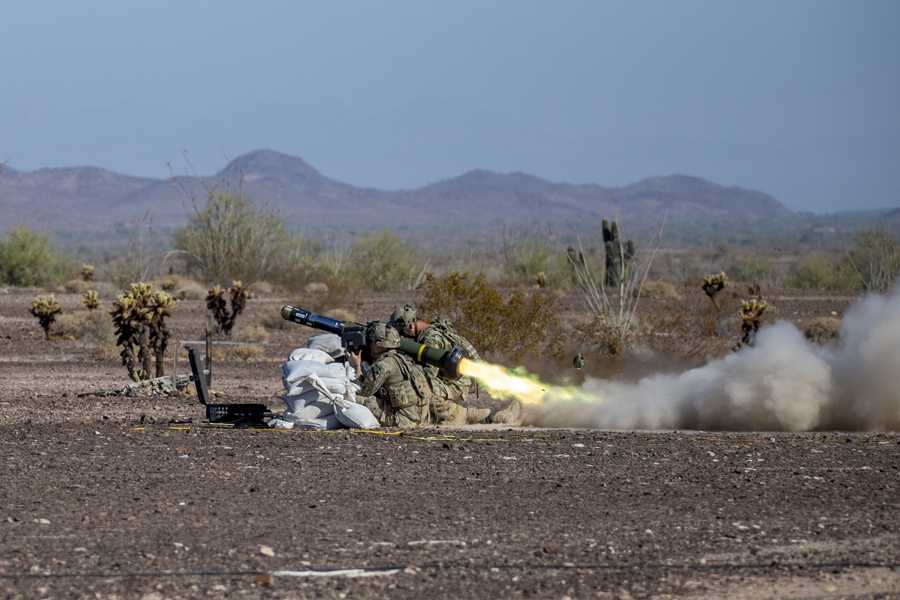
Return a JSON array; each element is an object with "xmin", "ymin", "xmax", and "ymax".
[{"xmin": 0, "ymin": 149, "xmax": 793, "ymax": 232}]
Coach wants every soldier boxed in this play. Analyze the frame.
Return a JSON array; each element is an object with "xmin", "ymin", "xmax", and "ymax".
[
  {"xmin": 346, "ymin": 321, "xmax": 432, "ymax": 427},
  {"xmin": 389, "ymin": 305, "xmax": 521, "ymax": 426}
]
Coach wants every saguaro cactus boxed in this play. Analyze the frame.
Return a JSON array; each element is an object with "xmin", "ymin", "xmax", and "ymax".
[{"xmin": 602, "ymin": 219, "xmax": 635, "ymax": 287}]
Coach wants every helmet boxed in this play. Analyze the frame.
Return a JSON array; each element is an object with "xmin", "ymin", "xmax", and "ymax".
[
  {"xmin": 367, "ymin": 321, "xmax": 400, "ymax": 349},
  {"xmin": 389, "ymin": 304, "xmax": 417, "ymax": 332}
]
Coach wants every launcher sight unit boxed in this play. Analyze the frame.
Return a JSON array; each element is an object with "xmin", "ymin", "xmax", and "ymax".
[{"xmin": 280, "ymin": 305, "xmax": 468, "ymax": 381}]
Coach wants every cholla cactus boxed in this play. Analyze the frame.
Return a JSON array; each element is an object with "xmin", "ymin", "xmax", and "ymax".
[
  {"xmin": 81, "ymin": 290, "xmax": 100, "ymax": 311},
  {"xmin": 110, "ymin": 282, "xmax": 166, "ymax": 381},
  {"xmin": 29, "ymin": 294, "xmax": 62, "ymax": 339},
  {"xmin": 739, "ymin": 298, "xmax": 768, "ymax": 347},
  {"xmin": 702, "ymin": 272, "xmax": 730, "ymax": 310},
  {"xmin": 80, "ymin": 265, "xmax": 95, "ymax": 282},
  {"xmin": 206, "ymin": 281, "xmax": 254, "ymax": 336},
  {"xmin": 147, "ymin": 291, "xmax": 175, "ymax": 377}
]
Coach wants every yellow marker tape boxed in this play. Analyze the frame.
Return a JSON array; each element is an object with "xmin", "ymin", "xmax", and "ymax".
[
  {"xmin": 354, "ymin": 430, "xmax": 404, "ymax": 435},
  {"xmin": 417, "ymin": 345, "xmax": 425, "ymax": 362},
  {"xmin": 170, "ymin": 427, "xmax": 191, "ymax": 430}
]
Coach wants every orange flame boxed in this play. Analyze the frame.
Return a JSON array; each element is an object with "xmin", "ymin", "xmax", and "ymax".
[{"xmin": 458, "ymin": 358, "xmax": 580, "ymax": 405}]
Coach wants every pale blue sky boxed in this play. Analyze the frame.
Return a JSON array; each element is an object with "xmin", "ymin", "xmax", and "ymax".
[{"xmin": 1, "ymin": 1, "xmax": 898, "ymax": 212}]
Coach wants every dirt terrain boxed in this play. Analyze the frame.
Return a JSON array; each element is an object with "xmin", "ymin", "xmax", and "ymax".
[{"xmin": 2, "ymin": 287, "xmax": 898, "ymax": 599}]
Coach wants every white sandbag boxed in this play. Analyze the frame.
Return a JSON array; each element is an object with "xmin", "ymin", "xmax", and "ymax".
[
  {"xmin": 282, "ymin": 360, "xmax": 348, "ymax": 383},
  {"xmin": 285, "ymin": 400, "xmax": 335, "ymax": 421},
  {"xmin": 288, "ymin": 347, "xmax": 333, "ymax": 363},
  {"xmin": 280, "ymin": 389, "xmax": 329, "ymax": 412},
  {"xmin": 283, "ymin": 377, "xmax": 347, "ymax": 397},
  {"xmin": 307, "ymin": 333, "xmax": 344, "ymax": 358},
  {"xmin": 334, "ymin": 398, "xmax": 380, "ymax": 429},
  {"xmin": 290, "ymin": 414, "xmax": 342, "ymax": 430},
  {"xmin": 268, "ymin": 417, "xmax": 295, "ymax": 430}
]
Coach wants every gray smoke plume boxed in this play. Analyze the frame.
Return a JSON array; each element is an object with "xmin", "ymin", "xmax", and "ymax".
[{"xmin": 525, "ymin": 289, "xmax": 900, "ymax": 431}]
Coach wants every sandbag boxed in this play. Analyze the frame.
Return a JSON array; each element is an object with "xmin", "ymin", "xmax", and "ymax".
[
  {"xmin": 283, "ymin": 378, "xmax": 348, "ymax": 397},
  {"xmin": 282, "ymin": 360, "xmax": 348, "ymax": 383},
  {"xmin": 284, "ymin": 400, "xmax": 335, "ymax": 421},
  {"xmin": 280, "ymin": 389, "xmax": 329, "ymax": 413},
  {"xmin": 290, "ymin": 414, "xmax": 342, "ymax": 430},
  {"xmin": 307, "ymin": 333, "xmax": 344, "ymax": 358},
  {"xmin": 334, "ymin": 398, "xmax": 380, "ymax": 429},
  {"xmin": 288, "ymin": 347, "xmax": 333, "ymax": 363}
]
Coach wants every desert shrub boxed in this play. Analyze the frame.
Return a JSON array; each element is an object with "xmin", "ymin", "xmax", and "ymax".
[
  {"xmin": 0, "ymin": 225, "xmax": 65, "ymax": 287},
  {"xmin": 248, "ymin": 281, "xmax": 274, "ymax": 295},
  {"xmin": 233, "ymin": 325, "xmax": 270, "ymax": 345},
  {"xmin": 207, "ymin": 281, "xmax": 253, "ymax": 336},
  {"xmin": 783, "ymin": 256, "xmax": 834, "ymax": 289},
  {"xmin": 346, "ymin": 230, "xmax": 426, "ymax": 291},
  {"xmin": 152, "ymin": 274, "xmax": 207, "ymax": 300},
  {"xmin": 636, "ymin": 281, "xmax": 680, "ymax": 299},
  {"xmin": 418, "ymin": 272, "xmax": 559, "ymax": 359},
  {"xmin": 327, "ymin": 307, "xmax": 357, "ymax": 324},
  {"xmin": 28, "ymin": 294, "xmax": 62, "ymax": 339},
  {"xmin": 63, "ymin": 279, "xmax": 92, "ymax": 294},
  {"xmin": 80, "ymin": 265, "xmax": 95, "ymax": 281},
  {"xmin": 633, "ymin": 297, "xmax": 740, "ymax": 359},
  {"xmin": 173, "ymin": 189, "xmax": 289, "ymax": 284},
  {"xmin": 54, "ymin": 310, "xmax": 114, "ymax": 345},
  {"xmin": 232, "ymin": 344, "xmax": 264, "ymax": 361},
  {"xmin": 728, "ymin": 253, "xmax": 776, "ymax": 285},
  {"xmin": 300, "ymin": 278, "xmax": 359, "ymax": 315},
  {"xmin": 265, "ymin": 237, "xmax": 332, "ymax": 293},
  {"xmin": 805, "ymin": 316, "xmax": 841, "ymax": 344},
  {"xmin": 255, "ymin": 305, "xmax": 294, "ymax": 330},
  {"xmin": 846, "ymin": 224, "xmax": 900, "ymax": 293}
]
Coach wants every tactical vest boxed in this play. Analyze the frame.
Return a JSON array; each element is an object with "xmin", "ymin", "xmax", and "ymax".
[{"xmin": 384, "ymin": 351, "xmax": 432, "ymax": 409}]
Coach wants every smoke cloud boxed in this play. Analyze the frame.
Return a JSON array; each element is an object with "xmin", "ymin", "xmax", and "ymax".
[{"xmin": 525, "ymin": 289, "xmax": 900, "ymax": 431}]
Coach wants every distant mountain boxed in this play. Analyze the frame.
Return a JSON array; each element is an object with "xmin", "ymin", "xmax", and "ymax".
[{"xmin": 0, "ymin": 149, "xmax": 793, "ymax": 233}]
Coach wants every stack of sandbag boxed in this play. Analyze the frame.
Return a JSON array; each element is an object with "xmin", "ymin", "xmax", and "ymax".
[{"xmin": 269, "ymin": 334, "xmax": 379, "ymax": 430}]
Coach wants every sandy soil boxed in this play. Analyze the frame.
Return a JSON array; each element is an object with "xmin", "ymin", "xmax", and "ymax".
[{"xmin": 2, "ymin": 286, "xmax": 897, "ymax": 599}]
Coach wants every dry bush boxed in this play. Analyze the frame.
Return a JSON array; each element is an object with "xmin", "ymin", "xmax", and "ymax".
[
  {"xmin": 93, "ymin": 341, "xmax": 120, "ymax": 360},
  {"xmin": 248, "ymin": 281, "xmax": 274, "ymax": 295},
  {"xmin": 328, "ymin": 308, "xmax": 357, "ymax": 324},
  {"xmin": 232, "ymin": 344, "xmax": 264, "ymax": 361},
  {"xmin": 152, "ymin": 275, "xmax": 207, "ymax": 300},
  {"xmin": 805, "ymin": 316, "xmax": 841, "ymax": 344},
  {"xmin": 635, "ymin": 281, "xmax": 680, "ymax": 299},
  {"xmin": 255, "ymin": 304, "xmax": 293, "ymax": 330},
  {"xmin": 233, "ymin": 325, "xmax": 270, "ymax": 345},
  {"xmin": 53, "ymin": 311, "xmax": 114, "ymax": 345},
  {"xmin": 62, "ymin": 279, "xmax": 92, "ymax": 294},
  {"xmin": 631, "ymin": 298, "xmax": 741, "ymax": 359},
  {"xmin": 418, "ymin": 272, "xmax": 559, "ymax": 360},
  {"xmin": 299, "ymin": 278, "xmax": 359, "ymax": 315}
]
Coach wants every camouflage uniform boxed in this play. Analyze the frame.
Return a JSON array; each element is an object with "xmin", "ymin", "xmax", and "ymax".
[
  {"xmin": 354, "ymin": 322, "xmax": 432, "ymax": 428},
  {"xmin": 390, "ymin": 305, "xmax": 487, "ymax": 425}
]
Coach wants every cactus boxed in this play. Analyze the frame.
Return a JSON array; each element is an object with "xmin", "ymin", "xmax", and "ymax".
[
  {"xmin": 29, "ymin": 294, "xmax": 62, "ymax": 339},
  {"xmin": 80, "ymin": 265, "xmax": 95, "ymax": 282},
  {"xmin": 110, "ymin": 283, "xmax": 175, "ymax": 381},
  {"xmin": 701, "ymin": 272, "xmax": 730, "ymax": 310},
  {"xmin": 739, "ymin": 298, "xmax": 768, "ymax": 347},
  {"xmin": 81, "ymin": 290, "xmax": 100, "ymax": 311},
  {"xmin": 207, "ymin": 281, "xmax": 254, "ymax": 336},
  {"xmin": 602, "ymin": 219, "xmax": 635, "ymax": 287}
]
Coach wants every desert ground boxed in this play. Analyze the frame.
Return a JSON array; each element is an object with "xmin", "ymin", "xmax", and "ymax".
[{"xmin": 1, "ymin": 286, "xmax": 898, "ymax": 599}]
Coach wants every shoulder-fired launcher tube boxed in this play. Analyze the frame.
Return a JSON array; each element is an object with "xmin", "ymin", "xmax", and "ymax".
[{"xmin": 280, "ymin": 305, "xmax": 468, "ymax": 380}]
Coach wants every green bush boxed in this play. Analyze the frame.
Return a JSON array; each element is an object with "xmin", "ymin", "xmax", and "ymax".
[
  {"xmin": 728, "ymin": 252, "xmax": 776, "ymax": 285},
  {"xmin": 418, "ymin": 272, "xmax": 559, "ymax": 359},
  {"xmin": 346, "ymin": 230, "xmax": 425, "ymax": 291},
  {"xmin": 0, "ymin": 225, "xmax": 64, "ymax": 287},
  {"xmin": 173, "ymin": 189, "xmax": 289, "ymax": 284},
  {"xmin": 783, "ymin": 256, "xmax": 834, "ymax": 289},
  {"xmin": 846, "ymin": 225, "xmax": 900, "ymax": 292}
]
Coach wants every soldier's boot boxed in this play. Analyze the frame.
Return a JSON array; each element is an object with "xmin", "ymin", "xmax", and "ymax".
[
  {"xmin": 465, "ymin": 408, "xmax": 492, "ymax": 424},
  {"xmin": 486, "ymin": 400, "xmax": 522, "ymax": 426},
  {"xmin": 435, "ymin": 402, "xmax": 467, "ymax": 426}
]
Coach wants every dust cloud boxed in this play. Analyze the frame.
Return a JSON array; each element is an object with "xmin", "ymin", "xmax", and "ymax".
[{"xmin": 525, "ymin": 289, "xmax": 900, "ymax": 431}]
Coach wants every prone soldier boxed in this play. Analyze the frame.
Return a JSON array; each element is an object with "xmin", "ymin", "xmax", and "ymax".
[{"xmin": 389, "ymin": 305, "xmax": 520, "ymax": 426}]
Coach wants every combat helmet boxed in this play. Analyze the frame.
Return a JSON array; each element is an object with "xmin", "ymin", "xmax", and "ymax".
[
  {"xmin": 367, "ymin": 321, "xmax": 401, "ymax": 349},
  {"xmin": 389, "ymin": 304, "xmax": 417, "ymax": 332}
]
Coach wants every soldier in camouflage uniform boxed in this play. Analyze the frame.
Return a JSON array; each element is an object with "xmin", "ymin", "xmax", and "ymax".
[
  {"xmin": 346, "ymin": 321, "xmax": 432, "ymax": 428},
  {"xmin": 389, "ymin": 305, "xmax": 521, "ymax": 426}
]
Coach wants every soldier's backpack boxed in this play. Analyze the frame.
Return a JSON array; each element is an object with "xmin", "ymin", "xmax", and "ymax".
[{"xmin": 429, "ymin": 318, "xmax": 482, "ymax": 361}]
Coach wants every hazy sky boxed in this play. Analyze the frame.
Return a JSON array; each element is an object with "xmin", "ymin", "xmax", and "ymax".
[{"xmin": 2, "ymin": 1, "xmax": 898, "ymax": 213}]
